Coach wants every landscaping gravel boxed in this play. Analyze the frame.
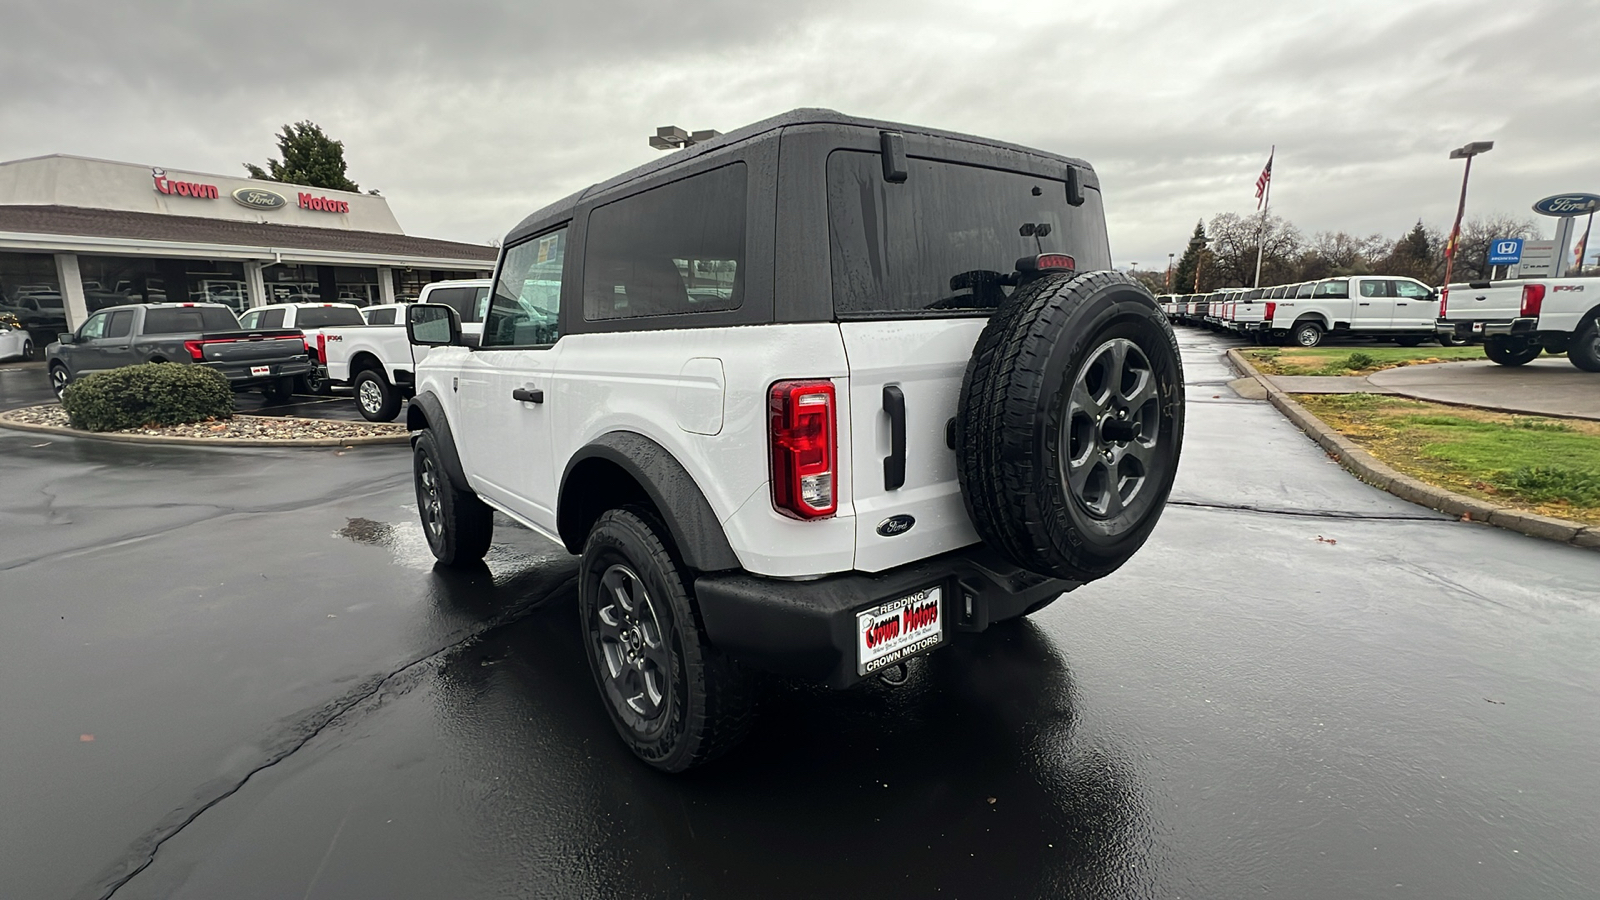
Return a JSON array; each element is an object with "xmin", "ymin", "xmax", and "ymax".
[{"xmin": 1, "ymin": 403, "xmax": 406, "ymax": 442}]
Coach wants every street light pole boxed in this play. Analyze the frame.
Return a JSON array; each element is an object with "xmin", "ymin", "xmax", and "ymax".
[
  {"xmin": 1190, "ymin": 237, "xmax": 1212, "ymax": 292},
  {"xmin": 1440, "ymin": 141, "xmax": 1494, "ymax": 307},
  {"xmin": 1166, "ymin": 252, "xmax": 1175, "ymax": 291}
]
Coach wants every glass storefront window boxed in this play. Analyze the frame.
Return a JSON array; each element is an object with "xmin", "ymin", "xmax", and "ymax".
[
  {"xmin": 391, "ymin": 268, "xmax": 491, "ymax": 303},
  {"xmin": 73, "ymin": 256, "xmax": 249, "ymax": 314},
  {"xmin": 0, "ymin": 251, "xmax": 66, "ymax": 342}
]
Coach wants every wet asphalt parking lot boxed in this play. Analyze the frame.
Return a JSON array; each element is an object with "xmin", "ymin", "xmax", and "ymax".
[{"xmin": 2, "ymin": 332, "xmax": 1598, "ymax": 900}]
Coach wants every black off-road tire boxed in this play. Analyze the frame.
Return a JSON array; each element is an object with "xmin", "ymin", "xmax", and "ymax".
[
  {"xmin": 354, "ymin": 368, "xmax": 401, "ymax": 421},
  {"xmin": 1484, "ymin": 336, "xmax": 1542, "ymax": 367},
  {"xmin": 262, "ymin": 377, "xmax": 294, "ymax": 403},
  {"xmin": 955, "ymin": 271, "xmax": 1184, "ymax": 583},
  {"xmin": 1569, "ymin": 315, "xmax": 1600, "ymax": 372},
  {"xmin": 580, "ymin": 507, "xmax": 756, "ymax": 772},
  {"xmin": 413, "ymin": 430, "xmax": 493, "ymax": 566},
  {"xmin": 1292, "ymin": 320, "xmax": 1323, "ymax": 347}
]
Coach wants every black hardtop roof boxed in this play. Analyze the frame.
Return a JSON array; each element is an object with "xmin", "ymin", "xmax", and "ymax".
[{"xmin": 505, "ymin": 108, "xmax": 1096, "ymax": 246}]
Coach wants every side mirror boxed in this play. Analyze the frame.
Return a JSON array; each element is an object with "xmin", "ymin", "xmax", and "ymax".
[
  {"xmin": 58, "ymin": 332, "xmax": 76, "ymax": 344},
  {"xmin": 407, "ymin": 303, "xmax": 461, "ymax": 347}
]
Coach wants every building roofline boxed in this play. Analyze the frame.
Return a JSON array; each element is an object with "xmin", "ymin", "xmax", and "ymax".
[{"xmin": 0, "ymin": 153, "xmax": 374, "ymax": 199}]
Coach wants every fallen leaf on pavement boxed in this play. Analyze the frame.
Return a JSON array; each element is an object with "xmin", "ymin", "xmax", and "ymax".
[
  {"xmin": 1314, "ymin": 535, "xmax": 1337, "ymax": 545},
  {"xmin": 79, "ymin": 734, "xmax": 94, "ymax": 742}
]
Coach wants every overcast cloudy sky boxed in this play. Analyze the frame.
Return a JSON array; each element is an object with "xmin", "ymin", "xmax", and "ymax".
[{"xmin": 3, "ymin": 0, "xmax": 1596, "ymax": 266}]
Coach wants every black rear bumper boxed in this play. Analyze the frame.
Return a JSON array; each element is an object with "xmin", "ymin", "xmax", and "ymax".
[
  {"xmin": 694, "ymin": 544, "xmax": 1076, "ymax": 689},
  {"xmin": 212, "ymin": 358, "xmax": 313, "ymax": 388}
]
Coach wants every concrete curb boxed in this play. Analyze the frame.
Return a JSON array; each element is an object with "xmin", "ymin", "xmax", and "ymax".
[
  {"xmin": 0, "ymin": 405, "xmax": 410, "ymax": 448},
  {"xmin": 1225, "ymin": 348, "xmax": 1599, "ymax": 552}
]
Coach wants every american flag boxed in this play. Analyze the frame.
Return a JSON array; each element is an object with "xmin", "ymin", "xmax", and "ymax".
[{"xmin": 1255, "ymin": 150, "xmax": 1274, "ymax": 210}]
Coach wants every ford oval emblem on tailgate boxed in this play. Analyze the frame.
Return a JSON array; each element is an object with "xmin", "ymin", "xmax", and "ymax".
[{"xmin": 876, "ymin": 515, "xmax": 915, "ymax": 537}]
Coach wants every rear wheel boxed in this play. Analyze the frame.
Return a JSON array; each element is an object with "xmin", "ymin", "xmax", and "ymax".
[
  {"xmin": 1569, "ymin": 315, "xmax": 1600, "ymax": 372},
  {"xmin": 414, "ymin": 430, "xmax": 493, "ymax": 565},
  {"xmin": 580, "ymin": 508, "xmax": 755, "ymax": 772},
  {"xmin": 956, "ymin": 271, "xmax": 1184, "ymax": 583},
  {"xmin": 353, "ymin": 368, "xmax": 401, "ymax": 421},
  {"xmin": 262, "ymin": 377, "xmax": 294, "ymax": 402},
  {"xmin": 1436, "ymin": 332, "xmax": 1462, "ymax": 347},
  {"xmin": 1395, "ymin": 336, "xmax": 1424, "ymax": 348},
  {"xmin": 1292, "ymin": 320, "xmax": 1323, "ymax": 347},
  {"xmin": 1484, "ymin": 336, "xmax": 1542, "ymax": 367},
  {"xmin": 297, "ymin": 365, "xmax": 330, "ymax": 395}
]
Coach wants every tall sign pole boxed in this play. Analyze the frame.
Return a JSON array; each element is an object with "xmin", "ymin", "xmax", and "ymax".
[{"xmin": 1440, "ymin": 141, "xmax": 1494, "ymax": 307}]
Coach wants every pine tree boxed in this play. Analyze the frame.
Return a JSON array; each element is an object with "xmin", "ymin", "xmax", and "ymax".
[
  {"xmin": 244, "ymin": 122, "xmax": 361, "ymax": 192},
  {"xmin": 1171, "ymin": 220, "xmax": 1208, "ymax": 293}
]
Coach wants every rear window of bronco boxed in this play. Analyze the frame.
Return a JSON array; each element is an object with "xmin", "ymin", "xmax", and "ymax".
[{"xmin": 826, "ymin": 151, "xmax": 1108, "ymax": 317}]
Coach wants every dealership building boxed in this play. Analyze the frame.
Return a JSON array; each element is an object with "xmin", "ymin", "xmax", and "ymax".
[{"xmin": 0, "ymin": 154, "xmax": 496, "ymax": 337}]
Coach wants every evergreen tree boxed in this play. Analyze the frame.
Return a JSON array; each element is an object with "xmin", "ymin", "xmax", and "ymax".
[
  {"xmin": 244, "ymin": 122, "xmax": 361, "ymax": 192},
  {"xmin": 1172, "ymin": 220, "xmax": 1208, "ymax": 293}
]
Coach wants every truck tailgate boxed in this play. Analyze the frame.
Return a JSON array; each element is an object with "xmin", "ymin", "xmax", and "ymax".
[
  {"xmin": 1445, "ymin": 284, "xmax": 1521, "ymax": 321},
  {"xmin": 198, "ymin": 330, "xmax": 306, "ymax": 363}
]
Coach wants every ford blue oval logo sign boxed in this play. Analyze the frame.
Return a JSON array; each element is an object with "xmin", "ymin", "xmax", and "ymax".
[
  {"xmin": 232, "ymin": 187, "xmax": 288, "ymax": 210},
  {"xmin": 876, "ymin": 514, "xmax": 915, "ymax": 537},
  {"xmin": 1532, "ymin": 193, "xmax": 1600, "ymax": 217}
]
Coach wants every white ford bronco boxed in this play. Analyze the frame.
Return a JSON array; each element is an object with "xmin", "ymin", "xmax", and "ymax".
[{"xmin": 401, "ymin": 110, "xmax": 1186, "ymax": 771}]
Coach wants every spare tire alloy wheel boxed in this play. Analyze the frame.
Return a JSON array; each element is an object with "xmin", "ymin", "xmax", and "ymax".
[
  {"xmin": 1065, "ymin": 338, "xmax": 1161, "ymax": 521},
  {"xmin": 580, "ymin": 508, "xmax": 753, "ymax": 772},
  {"xmin": 956, "ymin": 271, "xmax": 1185, "ymax": 585},
  {"xmin": 1293, "ymin": 321, "xmax": 1322, "ymax": 347}
]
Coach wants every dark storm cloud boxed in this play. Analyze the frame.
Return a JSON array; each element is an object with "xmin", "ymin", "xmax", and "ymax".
[{"xmin": 2, "ymin": 0, "xmax": 1596, "ymax": 262}]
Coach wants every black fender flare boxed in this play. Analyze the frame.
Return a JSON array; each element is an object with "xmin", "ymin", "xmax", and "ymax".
[
  {"xmin": 406, "ymin": 392, "xmax": 469, "ymax": 492},
  {"xmin": 558, "ymin": 431, "xmax": 741, "ymax": 573}
]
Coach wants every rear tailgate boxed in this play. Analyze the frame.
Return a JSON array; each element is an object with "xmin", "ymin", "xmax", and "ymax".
[
  {"xmin": 196, "ymin": 330, "xmax": 307, "ymax": 364},
  {"xmin": 1444, "ymin": 283, "xmax": 1522, "ymax": 321}
]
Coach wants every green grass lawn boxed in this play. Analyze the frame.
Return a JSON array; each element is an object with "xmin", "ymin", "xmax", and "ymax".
[
  {"xmin": 1245, "ymin": 346, "xmax": 1488, "ymax": 376},
  {"xmin": 1297, "ymin": 393, "xmax": 1600, "ymax": 525}
]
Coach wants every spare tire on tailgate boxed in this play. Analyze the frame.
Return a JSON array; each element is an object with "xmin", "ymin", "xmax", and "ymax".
[{"xmin": 955, "ymin": 270, "xmax": 1184, "ymax": 583}]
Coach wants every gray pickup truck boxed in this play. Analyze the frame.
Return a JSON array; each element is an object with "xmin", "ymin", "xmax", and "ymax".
[{"xmin": 45, "ymin": 303, "xmax": 313, "ymax": 400}]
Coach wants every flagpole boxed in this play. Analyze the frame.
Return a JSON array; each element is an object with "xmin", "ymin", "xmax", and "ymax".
[{"xmin": 1253, "ymin": 145, "xmax": 1273, "ymax": 289}]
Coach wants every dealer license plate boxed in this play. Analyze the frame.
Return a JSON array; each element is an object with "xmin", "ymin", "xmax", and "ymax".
[
  {"xmin": 250, "ymin": 365, "xmax": 270, "ymax": 376},
  {"xmin": 856, "ymin": 586, "xmax": 944, "ymax": 676}
]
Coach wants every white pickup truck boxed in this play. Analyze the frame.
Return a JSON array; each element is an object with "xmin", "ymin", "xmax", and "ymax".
[
  {"xmin": 1436, "ymin": 277, "xmax": 1600, "ymax": 370},
  {"xmin": 317, "ymin": 281, "xmax": 494, "ymax": 420},
  {"xmin": 239, "ymin": 302, "xmax": 368, "ymax": 393},
  {"xmin": 1260, "ymin": 275, "xmax": 1441, "ymax": 347}
]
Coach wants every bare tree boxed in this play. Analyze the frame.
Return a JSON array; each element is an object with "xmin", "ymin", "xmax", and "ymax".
[
  {"xmin": 1207, "ymin": 212, "xmax": 1301, "ymax": 288},
  {"xmin": 1453, "ymin": 215, "xmax": 1542, "ymax": 281}
]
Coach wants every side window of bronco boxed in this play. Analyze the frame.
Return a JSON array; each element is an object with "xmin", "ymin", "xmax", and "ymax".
[
  {"xmin": 482, "ymin": 229, "xmax": 567, "ymax": 348},
  {"xmin": 582, "ymin": 163, "xmax": 748, "ymax": 321}
]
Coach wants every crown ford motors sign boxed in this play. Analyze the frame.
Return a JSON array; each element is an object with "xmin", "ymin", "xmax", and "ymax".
[
  {"xmin": 1532, "ymin": 193, "xmax": 1600, "ymax": 217},
  {"xmin": 232, "ymin": 187, "xmax": 288, "ymax": 210}
]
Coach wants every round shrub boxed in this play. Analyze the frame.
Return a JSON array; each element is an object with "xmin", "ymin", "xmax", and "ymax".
[{"xmin": 61, "ymin": 363, "xmax": 234, "ymax": 432}]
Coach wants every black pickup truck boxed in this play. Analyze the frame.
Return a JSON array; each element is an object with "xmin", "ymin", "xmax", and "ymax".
[{"xmin": 44, "ymin": 303, "xmax": 313, "ymax": 400}]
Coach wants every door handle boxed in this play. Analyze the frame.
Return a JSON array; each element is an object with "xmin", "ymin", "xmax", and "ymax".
[
  {"xmin": 1396, "ymin": 303, "xmax": 1408, "ymax": 306},
  {"xmin": 512, "ymin": 387, "xmax": 544, "ymax": 404},
  {"xmin": 882, "ymin": 384, "xmax": 906, "ymax": 491},
  {"xmin": 1358, "ymin": 302, "xmax": 1371, "ymax": 306}
]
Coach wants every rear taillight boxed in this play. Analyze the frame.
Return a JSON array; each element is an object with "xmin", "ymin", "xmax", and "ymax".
[
  {"xmin": 183, "ymin": 340, "xmax": 204, "ymax": 361},
  {"xmin": 316, "ymin": 333, "xmax": 327, "ymax": 360},
  {"xmin": 1263, "ymin": 302, "xmax": 1276, "ymax": 322},
  {"xmin": 1438, "ymin": 291, "xmax": 1448, "ymax": 318},
  {"xmin": 1035, "ymin": 253, "xmax": 1075, "ymax": 271},
  {"xmin": 769, "ymin": 380, "xmax": 837, "ymax": 519},
  {"xmin": 1521, "ymin": 284, "xmax": 1545, "ymax": 318}
]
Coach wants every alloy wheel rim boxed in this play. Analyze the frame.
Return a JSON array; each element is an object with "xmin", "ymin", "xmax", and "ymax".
[
  {"xmin": 1062, "ymin": 337, "xmax": 1161, "ymax": 522},
  {"xmin": 594, "ymin": 563, "xmax": 669, "ymax": 721},
  {"xmin": 418, "ymin": 456, "xmax": 444, "ymax": 540},
  {"xmin": 359, "ymin": 380, "xmax": 382, "ymax": 413},
  {"xmin": 51, "ymin": 368, "xmax": 66, "ymax": 394}
]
